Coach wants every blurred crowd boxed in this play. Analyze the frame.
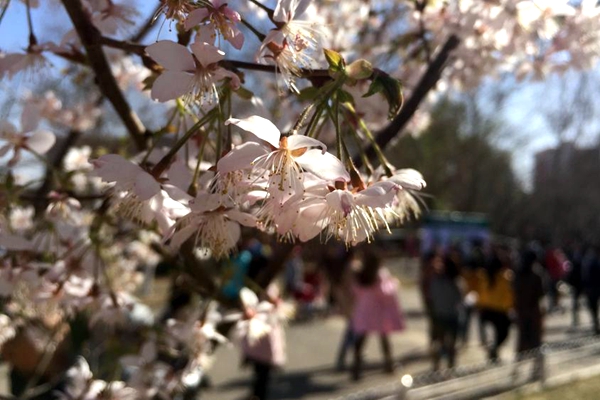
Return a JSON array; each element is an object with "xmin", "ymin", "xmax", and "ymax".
[{"xmin": 419, "ymin": 239, "xmax": 600, "ymax": 370}]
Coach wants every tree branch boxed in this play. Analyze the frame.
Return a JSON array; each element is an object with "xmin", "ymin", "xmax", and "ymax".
[
  {"xmin": 355, "ymin": 34, "xmax": 460, "ymax": 168},
  {"xmin": 32, "ymin": 129, "xmax": 82, "ymax": 213},
  {"xmin": 61, "ymin": 0, "xmax": 148, "ymax": 151}
]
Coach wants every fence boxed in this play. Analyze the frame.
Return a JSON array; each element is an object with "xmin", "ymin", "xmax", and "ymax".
[{"xmin": 336, "ymin": 335, "xmax": 600, "ymax": 400}]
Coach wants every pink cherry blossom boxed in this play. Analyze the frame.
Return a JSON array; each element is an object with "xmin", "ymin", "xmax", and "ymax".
[
  {"xmin": 224, "ymin": 115, "xmax": 350, "ymax": 208},
  {"xmin": 146, "ymin": 40, "xmax": 240, "ymax": 105},
  {"xmin": 167, "ymin": 192, "xmax": 257, "ymax": 259},
  {"xmin": 184, "ymin": 0, "xmax": 245, "ymax": 50}
]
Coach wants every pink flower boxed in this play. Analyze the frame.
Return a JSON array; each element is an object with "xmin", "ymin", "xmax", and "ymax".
[
  {"xmin": 0, "ymin": 120, "xmax": 55, "ymax": 167},
  {"xmin": 257, "ymin": 0, "xmax": 320, "ymax": 91},
  {"xmin": 224, "ymin": 115, "xmax": 350, "ymax": 207},
  {"xmin": 184, "ymin": 0, "xmax": 245, "ymax": 50},
  {"xmin": 146, "ymin": 40, "xmax": 240, "ymax": 105},
  {"xmin": 167, "ymin": 192, "xmax": 257, "ymax": 259},
  {"xmin": 90, "ymin": 154, "xmax": 189, "ymax": 234}
]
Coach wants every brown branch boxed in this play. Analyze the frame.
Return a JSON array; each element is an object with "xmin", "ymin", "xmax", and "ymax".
[
  {"xmin": 354, "ymin": 34, "xmax": 460, "ymax": 168},
  {"xmin": 32, "ymin": 129, "xmax": 82, "ymax": 213},
  {"xmin": 61, "ymin": 0, "xmax": 148, "ymax": 151},
  {"xmin": 129, "ymin": 3, "xmax": 161, "ymax": 43}
]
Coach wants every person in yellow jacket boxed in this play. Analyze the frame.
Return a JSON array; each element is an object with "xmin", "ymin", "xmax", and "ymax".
[{"xmin": 473, "ymin": 246, "xmax": 514, "ymax": 362}]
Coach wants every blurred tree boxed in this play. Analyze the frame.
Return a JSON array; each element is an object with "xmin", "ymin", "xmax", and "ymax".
[{"xmin": 387, "ymin": 97, "xmax": 526, "ymax": 237}]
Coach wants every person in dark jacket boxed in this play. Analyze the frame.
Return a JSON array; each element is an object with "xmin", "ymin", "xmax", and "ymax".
[{"xmin": 514, "ymin": 249, "xmax": 545, "ymax": 356}]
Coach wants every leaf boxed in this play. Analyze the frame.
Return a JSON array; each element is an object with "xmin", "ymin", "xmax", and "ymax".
[
  {"xmin": 363, "ymin": 69, "xmax": 404, "ymax": 119},
  {"xmin": 337, "ymin": 89, "xmax": 355, "ymax": 106},
  {"xmin": 323, "ymin": 48, "xmax": 345, "ymax": 72},
  {"xmin": 346, "ymin": 59, "xmax": 373, "ymax": 80},
  {"xmin": 298, "ymin": 86, "xmax": 320, "ymax": 101},
  {"xmin": 234, "ymin": 86, "xmax": 254, "ymax": 100}
]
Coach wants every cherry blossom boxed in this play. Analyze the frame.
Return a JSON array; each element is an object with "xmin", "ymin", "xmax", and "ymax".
[
  {"xmin": 184, "ymin": 0, "xmax": 244, "ymax": 49},
  {"xmin": 224, "ymin": 115, "xmax": 350, "ymax": 208},
  {"xmin": 146, "ymin": 40, "xmax": 240, "ymax": 105}
]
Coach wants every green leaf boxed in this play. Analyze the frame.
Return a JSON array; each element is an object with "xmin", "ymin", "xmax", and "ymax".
[
  {"xmin": 323, "ymin": 48, "xmax": 345, "ymax": 71},
  {"xmin": 346, "ymin": 59, "xmax": 373, "ymax": 80},
  {"xmin": 337, "ymin": 89, "xmax": 355, "ymax": 106},
  {"xmin": 298, "ymin": 86, "xmax": 320, "ymax": 101},
  {"xmin": 234, "ymin": 86, "xmax": 254, "ymax": 100},
  {"xmin": 363, "ymin": 69, "xmax": 404, "ymax": 119}
]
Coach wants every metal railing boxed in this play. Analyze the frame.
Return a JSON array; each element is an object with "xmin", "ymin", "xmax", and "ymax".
[{"xmin": 336, "ymin": 335, "xmax": 600, "ymax": 400}]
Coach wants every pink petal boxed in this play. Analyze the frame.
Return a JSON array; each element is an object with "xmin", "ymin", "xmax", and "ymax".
[
  {"xmin": 26, "ymin": 130, "xmax": 55, "ymax": 154},
  {"xmin": 287, "ymin": 135, "xmax": 326, "ymax": 152},
  {"xmin": 326, "ymin": 190, "xmax": 354, "ymax": 214},
  {"xmin": 225, "ymin": 116, "xmax": 281, "ymax": 148},
  {"xmin": 189, "ymin": 42, "xmax": 224, "ymax": 68},
  {"xmin": 228, "ymin": 30, "xmax": 245, "ymax": 50},
  {"xmin": 240, "ymin": 287, "xmax": 259, "ymax": 308},
  {"xmin": 169, "ymin": 223, "xmax": 198, "ymax": 250},
  {"xmin": 146, "ymin": 41, "xmax": 195, "ymax": 71},
  {"xmin": 91, "ymin": 154, "xmax": 140, "ymax": 182},
  {"xmin": 354, "ymin": 181, "xmax": 398, "ymax": 208},
  {"xmin": 295, "ymin": 149, "xmax": 350, "ymax": 182},
  {"xmin": 389, "ymin": 169, "xmax": 426, "ymax": 190},
  {"xmin": 217, "ymin": 142, "xmax": 268, "ymax": 173},
  {"xmin": 133, "ymin": 172, "xmax": 161, "ymax": 201},
  {"xmin": 227, "ymin": 209, "xmax": 257, "ymax": 227},
  {"xmin": 184, "ymin": 8, "xmax": 210, "ymax": 30},
  {"xmin": 21, "ymin": 103, "xmax": 42, "ymax": 133},
  {"xmin": 151, "ymin": 70, "xmax": 193, "ymax": 102},
  {"xmin": 294, "ymin": 200, "xmax": 328, "ymax": 241}
]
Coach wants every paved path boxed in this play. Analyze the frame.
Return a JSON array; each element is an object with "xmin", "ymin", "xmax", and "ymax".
[{"xmin": 204, "ymin": 269, "xmax": 596, "ymax": 400}]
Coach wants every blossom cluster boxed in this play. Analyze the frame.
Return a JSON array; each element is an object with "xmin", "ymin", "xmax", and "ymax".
[{"xmin": 1, "ymin": 0, "xmax": 599, "ymax": 398}]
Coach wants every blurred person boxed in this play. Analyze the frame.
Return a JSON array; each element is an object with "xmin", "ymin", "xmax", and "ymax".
[
  {"xmin": 514, "ymin": 249, "xmax": 545, "ymax": 356},
  {"xmin": 429, "ymin": 254, "xmax": 464, "ymax": 370},
  {"xmin": 240, "ymin": 289, "xmax": 286, "ymax": 400},
  {"xmin": 331, "ymin": 249, "xmax": 358, "ymax": 371},
  {"xmin": 420, "ymin": 249, "xmax": 441, "ymax": 346},
  {"xmin": 460, "ymin": 239, "xmax": 486, "ymax": 344},
  {"xmin": 565, "ymin": 241, "xmax": 585, "ymax": 328},
  {"xmin": 351, "ymin": 248, "xmax": 406, "ymax": 380},
  {"xmin": 475, "ymin": 246, "xmax": 514, "ymax": 362},
  {"xmin": 582, "ymin": 245, "xmax": 600, "ymax": 335},
  {"xmin": 284, "ymin": 245, "xmax": 304, "ymax": 298},
  {"xmin": 544, "ymin": 246, "xmax": 567, "ymax": 313}
]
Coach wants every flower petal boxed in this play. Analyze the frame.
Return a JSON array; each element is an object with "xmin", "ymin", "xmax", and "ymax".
[
  {"xmin": 240, "ymin": 287, "xmax": 258, "ymax": 309},
  {"xmin": 354, "ymin": 181, "xmax": 398, "ymax": 208},
  {"xmin": 133, "ymin": 172, "xmax": 161, "ymax": 201},
  {"xmin": 225, "ymin": 116, "xmax": 281, "ymax": 148},
  {"xmin": 227, "ymin": 209, "xmax": 257, "ymax": 227},
  {"xmin": 295, "ymin": 149, "xmax": 350, "ymax": 182},
  {"xmin": 26, "ymin": 130, "xmax": 55, "ymax": 154},
  {"xmin": 146, "ymin": 40, "xmax": 195, "ymax": 71},
  {"xmin": 217, "ymin": 142, "xmax": 268, "ymax": 173},
  {"xmin": 389, "ymin": 169, "xmax": 426, "ymax": 190},
  {"xmin": 190, "ymin": 42, "xmax": 225, "ymax": 68},
  {"xmin": 184, "ymin": 8, "xmax": 210, "ymax": 30},
  {"xmin": 286, "ymin": 135, "xmax": 326, "ymax": 152},
  {"xmin": 151, "ymin": 70, "xmax": 193, "ymax": 102}
]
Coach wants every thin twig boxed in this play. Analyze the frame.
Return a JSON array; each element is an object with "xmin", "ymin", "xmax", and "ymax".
[
  {"xmin": 354, "ymin": 34, "xmax": 460, "ymax": 168},
  {"xmin": 61, "ymin": 0, "xmax": 149, "ymax": 150}
]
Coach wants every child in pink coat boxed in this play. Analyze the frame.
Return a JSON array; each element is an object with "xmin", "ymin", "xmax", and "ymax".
[{"xmin": 351, "ymin": 248, "xmax": 405, "ymax": 380}]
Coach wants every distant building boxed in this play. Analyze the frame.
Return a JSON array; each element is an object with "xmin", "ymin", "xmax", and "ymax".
[
  {"xmin": 533, "ymin": 142, "xmax": 600, "ymax": 193},
  {"xmin": 532, "ymin": 141, "xmax": 600, "ymax": 242}
]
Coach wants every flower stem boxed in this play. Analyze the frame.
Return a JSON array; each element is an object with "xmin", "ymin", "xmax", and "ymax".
[{"xmin": 151, "ymin": 110, "xmax": 216, "ymax": 178}]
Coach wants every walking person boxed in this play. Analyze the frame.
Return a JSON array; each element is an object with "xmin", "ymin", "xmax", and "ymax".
[
  {"xmin": 475, "ymin": 246, "xmax": 514, "ymax": 362},
  {"xmin": 582, "ymin": 245, "xmax": 600, "ymax": 335},
  {"xmin": 514, "ymin": 249, "xmax": 545, "ymax": 356},
  {"xmin": 429, "ymin": 254, "xmax": 464, "ymax": 370},
  {"xmin": 351, "ymin": 247, "xmax": 405, "ymax": 381}
]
